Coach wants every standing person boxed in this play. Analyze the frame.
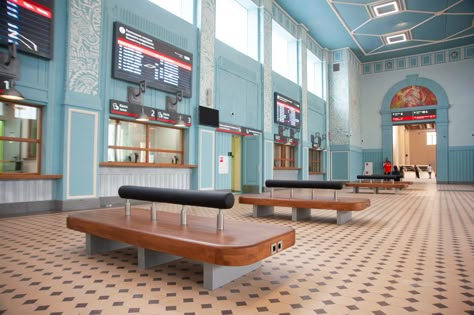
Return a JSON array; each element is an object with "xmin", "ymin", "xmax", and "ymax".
[
  {"xmin": 414, "ymin": 165, "xmax": 420, "ymax": 179},
  {"xmin": 383, "ymin": 159, "xmax": 392, "ymax": 175},
  {"xmin": 427, "ymin": 164, "xmax": 433, "ymax": 179},
  {"xmin": 392, "ymin": 165, "xmax": 401, "ymax": 181}
]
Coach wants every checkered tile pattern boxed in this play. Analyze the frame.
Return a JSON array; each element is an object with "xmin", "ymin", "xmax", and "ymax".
[{"xmin": 0, "ymin": 182, "xmax": 473, "ymax": 314}]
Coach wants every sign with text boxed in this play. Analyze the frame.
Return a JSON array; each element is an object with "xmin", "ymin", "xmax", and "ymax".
[
  {"xmin": 216, "ymin": 122, "xmax": 262, "ymax": 136},
  {"xmin": 109, "ymin": 99, "xmax": 191, "ymax": 127},
  {"xmin": 392, "ymin": 109, "xmax": 436, "ymax": 122}
]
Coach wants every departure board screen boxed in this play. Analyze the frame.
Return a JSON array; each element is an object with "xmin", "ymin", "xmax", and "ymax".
[
  {"xmin": 274, "ymin": 92, "xmax": 300, "ymax": 129},
  {"xmin": 392, "ymin": 109, "xmax": 436, "ymax": 122},
  {"xmin": 112, "ymin": 22, "xmax": 193, "ymax": 98},
  {"xmin": 0, "ymin": 0, "xmax": 54, "ymax": 59}
]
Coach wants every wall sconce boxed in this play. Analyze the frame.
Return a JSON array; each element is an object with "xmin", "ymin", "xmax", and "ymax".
[
  {"xmin": 166, "ymin": 90, "xmax": 183, "ymax": 112},
  {"xmin": 0, "ymin": 80, "xmax": 24, "ymax": 101},
  {"xmin": 127, "ymin": 80, "xmax": 148, "ymax": 121},
  {"xmin": 0, "ymin": 44, "xmax": 23, "ymax": 101}
]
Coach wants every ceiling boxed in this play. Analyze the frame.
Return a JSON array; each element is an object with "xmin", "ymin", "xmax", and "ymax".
[{"xmin": 274, "ymin": 0, "xmax": 474, "ymax": 62}]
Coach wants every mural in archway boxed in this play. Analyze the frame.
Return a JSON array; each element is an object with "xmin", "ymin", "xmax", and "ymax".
[{"xmin": 390, "ymin": 85, "xmax": 437, "ymax": 108}]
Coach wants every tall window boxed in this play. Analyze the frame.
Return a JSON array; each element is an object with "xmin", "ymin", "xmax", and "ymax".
[
  {"xmin": 0, "ymin": 103, "xmax": 41, "ymax": 174},
  {"xmin": 272, "ymin": 21, "xmax": 298, "ymax": 83},
  {"xmin": 108, "ymin": 119, "xmax": 184, "ymax": 165},
  {"xmin": 426, "ymin": 131, "xmax": 436, "ymax": 145},
  {"xmin": 149, "ymin": 0, "xmax": 193, "ymax": 24},
  {"xmin": 216, "ymin": 0, "xmax": 258, "ymax": 60},
  {"xmin": 274, "ymin": 144, "xmax": 296, "ymax": 168},
  {"xmin": 307, "ymin": 50, "xmax": 323, "ymax": 98},
  {"xmin": 309, "ymin": 149, "xmax": 322, "ymax": 173}
]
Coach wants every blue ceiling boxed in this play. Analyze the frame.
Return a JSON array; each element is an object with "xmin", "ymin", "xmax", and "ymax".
[{"xmin": 274, "ymin": 0, "xmax": 474, "ymax": 62}]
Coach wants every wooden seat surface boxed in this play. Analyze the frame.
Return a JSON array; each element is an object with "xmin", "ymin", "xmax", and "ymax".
[
  {"xmin": 67, "ymin": 208, "xmax": 295, "ymax": 267},
  {"xmin": 345, "ymin": 182, "xmax": 409, "ymax": 189},
  {"xmin": 239, "ymin": 195, "xmax": 370, "ymax": 211}
]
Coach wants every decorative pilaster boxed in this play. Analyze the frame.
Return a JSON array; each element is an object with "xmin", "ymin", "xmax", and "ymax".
[
  {"xmin": 66, "ymin": 0, "xmax": 102, "ymax": 96},
  {"xmin": 198, "ymin": 0, "xmax": 216, "ymax": 108},
  {"xmin": 262, "ymin": 0, "xmax": 273, "ymax": 138}
]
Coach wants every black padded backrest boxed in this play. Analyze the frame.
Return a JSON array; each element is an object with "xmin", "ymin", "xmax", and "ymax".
[
  {"xmin": 357, "ymin": 175, "xmax": 398, "ymax": 180},
  {"xmin": 265, "ymin": 180, "xmax": 344, "ymax": 190},
  {"xmin": 118, "ymin": 186, "xmax": 235, "ymax": 209}
]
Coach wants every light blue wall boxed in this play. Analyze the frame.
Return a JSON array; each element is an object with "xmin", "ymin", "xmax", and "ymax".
[
  {"xmin": 215, "ymin": 41, "xmax": 262, "ymax": 130},
  {"xmin": 360, "ymin": 58, "xmax": 474, "ymax": 149},
  {"xmin": 360, "ymin": 57, "xmax": 474, "ymax": 182},
  {"xmin": 199, "ymin": 129, "xmax": 215, "ymax": 190}
]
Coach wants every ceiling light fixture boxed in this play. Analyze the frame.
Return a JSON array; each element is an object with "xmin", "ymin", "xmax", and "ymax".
[
  {"xmin": 373, "ymin": 1, "xmax": 399, "ymax": 17},
  {"xmin": 386, "ymin": 33, "xmax": 407, "ymax": 44}
]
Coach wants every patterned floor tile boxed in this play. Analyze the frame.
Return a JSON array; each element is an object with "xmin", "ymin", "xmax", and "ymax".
[{"xmin": 0, "ymin": 182, "xmax": 472, "ymax": 314}]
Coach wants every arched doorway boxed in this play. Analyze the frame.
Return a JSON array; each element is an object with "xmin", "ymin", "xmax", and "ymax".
[{"xmin": 380, "ymin": 75, "xmax": 449, "ymax": 182}]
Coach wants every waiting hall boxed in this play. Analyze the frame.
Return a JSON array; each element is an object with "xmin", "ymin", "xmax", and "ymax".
[{"xmin": 0, "ymin": 0, "xmax": 473, "ymax": 314}]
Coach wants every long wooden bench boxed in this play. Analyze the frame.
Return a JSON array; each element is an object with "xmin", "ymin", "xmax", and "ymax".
[
  {"xmin": 345, "ymin": 174, "xmax": 409, "ymax": 194},
  {"xmin": 67, "ymin": 186, "xmax": 295, "ymax": 290},
  {"xmin": 238, "ymin": 180, "xmax": 370, "ymax": 225}
]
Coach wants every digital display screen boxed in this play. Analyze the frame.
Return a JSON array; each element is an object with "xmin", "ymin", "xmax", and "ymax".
[
  {"xmin": 392, "ymin": 109, "xmax": 436, "ymax": 122},
  {"xmin": 112, "ymin": 22, "xmax": 193, "ymax": 98},
  {"xmin": 0, "ymin": 0, "xmax": 54, "ymax": 59},
  {"xmin": 274, "ymin": 92, "xmax": 300, "ymax": 129}
]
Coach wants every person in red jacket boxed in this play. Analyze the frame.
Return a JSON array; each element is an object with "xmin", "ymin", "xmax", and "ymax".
[{"xmin": 383, "ymin": 159, "xmax": 392, "ymax": 175}]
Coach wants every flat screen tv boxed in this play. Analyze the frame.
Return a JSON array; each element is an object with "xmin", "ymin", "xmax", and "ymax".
[
  {"xmin": 274, "ymin": 92, "xmax": 300, "ymax": 129},
  {"xmin": 112, "ymin": 22, "xmax": 193, "ymax": 98},
  {"xmin": 199, "ymin": 106, "xmax": 219, "ymax": 128},
  {"xmin": 0, "ymin": 0, "xmax": 54, "ymax": 59}
]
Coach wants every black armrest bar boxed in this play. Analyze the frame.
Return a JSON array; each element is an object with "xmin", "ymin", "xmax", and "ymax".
[
  {"xmin": 265, "ymin": 180, "xmax": 344, "ymax": 190},
  {"xmin": 118, "ymin": 185, "xmax": 235, "ymax": 209}
]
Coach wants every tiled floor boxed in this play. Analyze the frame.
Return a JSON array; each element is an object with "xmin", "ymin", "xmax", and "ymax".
[{"xmin": 0, "ymin": 181, "xmax": 473, "ymax": 315}]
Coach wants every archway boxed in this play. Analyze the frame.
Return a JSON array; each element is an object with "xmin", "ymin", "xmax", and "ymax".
[{"xmin": 380, "ymin": 75, "xmax": 449, "ymax": 182}]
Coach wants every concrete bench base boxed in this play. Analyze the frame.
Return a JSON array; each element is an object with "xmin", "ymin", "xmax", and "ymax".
[
  {"xmin": 86, "ymin": 233, "xmax": 261, "ymax": 290},
  {"xmin": 253, "ymin": 205, "xmax": 353, "ymax": 225},
  {"xmin": 345, "ymin": 182, "xmax": 408, "ymax": 194}
]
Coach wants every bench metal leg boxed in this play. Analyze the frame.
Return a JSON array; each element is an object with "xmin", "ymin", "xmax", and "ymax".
[
  {"xmin": 253, "ymin": 205, "xmax": 274, "ymax": 217},
  {"xmin": 394, "ymin": 188, "xmax": 400, "ymax": 195},
  {"xmin": 291, "ymin": 208, "xmax": 311, "ymax": 221},
  {"xmin": 353, "ymin": 187, "xmax": 359, "ymax": 193},
  {"xmin": 203, "ymin": 261, "xmax": 261, "ymax": 290},
  {"xmin": 137, "ymin": 248, "xmax": 181, "ymax": 269},
  {"xmin": 374, "ymin": 187, "xmax": 379, "ymax": 194},
  {"xmin": 336, "ymin": 211, "xmax": 352, "ymax": 225},
  {"xmin": 86, "ymin": 234, "xmax": 130, "ymax": 255}
]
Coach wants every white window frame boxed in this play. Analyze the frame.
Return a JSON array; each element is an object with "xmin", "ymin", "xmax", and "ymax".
[
  {"xmin": 216, "ymin": 0, "xmax": 258, "ymax": 60},
  {"xmin": 307, "ymin": 49, "xmax": 323, "ymax": 98},
  {"xmin": 426, "ymin": 131, "xmax": 436, "ymax": 145},
  {"xmin": 272, "ymin": 20, "xmax": 298, "ymax": 83},
  {"xmin": 149, "ymin": 0, "xmax": 194, "ymax": 24}
]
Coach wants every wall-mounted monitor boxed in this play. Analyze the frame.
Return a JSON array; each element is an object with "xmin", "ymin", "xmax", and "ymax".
[
  {"xmin": 274, "ymin": 92, "xmax": 300, "ymax": 129},
  {"xmin": 0, "ymin": 0, "xmax": 54, "ymax": 59},
  {"xmin": 199, "ymin": 105, "xmax": 219, "ymax": 128},
  {"xmin": 112, "ymin": 22, "xmax": 193, "ymax": 98}
]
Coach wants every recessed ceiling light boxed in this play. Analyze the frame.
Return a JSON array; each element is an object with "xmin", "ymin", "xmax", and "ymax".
[
  {"xmin": 373, "ymin": 1, "xmax": 399, "ymax": 17},
  {"xmin": 386, "ymin": 33, "xmax": 407, "ymax": 44}
]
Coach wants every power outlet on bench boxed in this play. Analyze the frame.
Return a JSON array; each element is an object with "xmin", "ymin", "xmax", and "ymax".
[
  {"xmin": 277, "ymin": 240, "xmax": 283, "ymax": 252},
  {"xmin": 271, "ymin": 243, "xmax": 277, "ymax": 254}
]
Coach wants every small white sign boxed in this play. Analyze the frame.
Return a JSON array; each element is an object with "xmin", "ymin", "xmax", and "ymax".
[{"xmin": 218, "ymin": 156, "xmax": 229, "ymax": 174}]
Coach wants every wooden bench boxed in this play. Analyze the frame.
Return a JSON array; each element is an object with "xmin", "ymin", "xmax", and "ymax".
[
  {"xmin": 345, "ymin": 175, "xmax": 409, "ymax": 194},
  {"xmin": 238, "ymin": 180, "xmax": 370, "ymax": 225},
  {"xmin": 67, "ymin": 186, "xmax": 295, "ymax": 290}
]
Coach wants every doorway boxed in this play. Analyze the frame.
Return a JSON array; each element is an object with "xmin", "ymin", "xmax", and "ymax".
[
  {"xmin": 231, "ymin": 135, "xmax": 241, "ymax": 192},
  {"xmin": 392, "ymin": 123, "xmax": 436, "ymax": 179}
]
